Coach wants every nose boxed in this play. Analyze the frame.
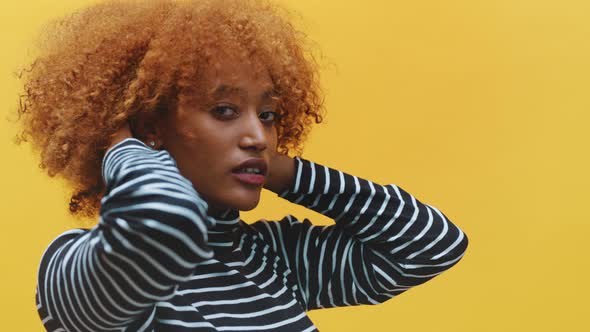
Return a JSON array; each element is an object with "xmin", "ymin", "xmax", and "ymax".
[{"xmin": 238, "ymin": 110, "xmax": 267, "ymax": 152}]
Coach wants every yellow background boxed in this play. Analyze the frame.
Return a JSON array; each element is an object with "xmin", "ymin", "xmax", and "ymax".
[{"xmin": 1, "ymin": 0, "xmax": 588, "ymax": 330}]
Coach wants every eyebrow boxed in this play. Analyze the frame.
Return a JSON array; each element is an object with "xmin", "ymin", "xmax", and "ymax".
[
  {"xmin": 210, "ymin": 85, "xmax": 243, "ymax": 99},
  {"xmin": 209, "ymin": 84, "xmax": 278, "ymax": 100}
]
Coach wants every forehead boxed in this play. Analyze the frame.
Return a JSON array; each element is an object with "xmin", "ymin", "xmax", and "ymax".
[{"xmin": 199, "ymin": 53, "xmax": 274, "ymax": 97}]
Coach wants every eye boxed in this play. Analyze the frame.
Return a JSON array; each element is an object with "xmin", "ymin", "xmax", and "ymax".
[
  {"xmin": 212, "ymin": 105, "xmax": 238, "ymax": 119},
  {"xmin": 259, "ymin": 111, "xmax": 280, "ymax": 123}
]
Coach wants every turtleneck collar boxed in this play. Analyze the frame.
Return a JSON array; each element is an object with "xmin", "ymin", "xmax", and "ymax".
[{"xmin": 206, "ymin": 207, "xmax": 242, "ymax": 253}]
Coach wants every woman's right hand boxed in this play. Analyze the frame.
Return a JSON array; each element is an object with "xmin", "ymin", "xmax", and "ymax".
[{"xmin": 107, "ymin": 122, "xmax": 133, "ymax": 151}]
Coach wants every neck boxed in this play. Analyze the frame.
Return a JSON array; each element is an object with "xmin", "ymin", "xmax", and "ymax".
[{"xmin": 207, "ymin": 202, "xmax": 231, "ymax": 218}]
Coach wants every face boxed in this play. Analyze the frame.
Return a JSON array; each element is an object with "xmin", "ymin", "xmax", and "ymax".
[{"xmin": 156, "ymin": 55, "xmax": 279, "ymax": 216}]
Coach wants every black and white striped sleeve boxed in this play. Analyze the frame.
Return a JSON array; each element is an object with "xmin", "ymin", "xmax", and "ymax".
[
  {"xmin": 253, "ymin": 156, "xmax": 469, "ymax": 311},
  {"xmin": 36, "ymin": 138, "xmax": 215, "ymax": 331}
]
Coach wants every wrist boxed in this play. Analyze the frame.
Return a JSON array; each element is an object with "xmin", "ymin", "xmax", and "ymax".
[{"xmin": 264, "ymin": 154, "xmax": 296, "ymax": 194}]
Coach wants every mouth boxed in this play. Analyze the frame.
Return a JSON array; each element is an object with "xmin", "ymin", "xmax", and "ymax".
[
  {"xmin": 231, "ymin": 172, "xmax": 266, "ymax": 186},
  {"xmin": 231, "ymin": 158, "xmax": 268, "ymax": 186}
]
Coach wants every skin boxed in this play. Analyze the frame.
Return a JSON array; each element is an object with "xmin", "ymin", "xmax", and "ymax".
[{"xmin": 109, "ymin": 54, "xmax": 295, "ymax": 217}]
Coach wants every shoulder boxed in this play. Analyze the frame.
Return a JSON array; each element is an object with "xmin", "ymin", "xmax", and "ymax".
[
  {"xmin": 241, "ymin": 216, "xmax": 316, "ymax": 249},
  {"xmin": 244, "ymin": 214, "xmax": 310, "ymax": 233},
  {"xmin": 42, "ymin": 228, "xmax": 90, "ymax": 253},
  {"xmin": 38, "ymin": 228, "xmax": 90, "ymax": 274}
]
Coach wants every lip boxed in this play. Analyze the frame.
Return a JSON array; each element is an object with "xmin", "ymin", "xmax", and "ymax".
[
  {"xmin": 232, "ymin": 172, "xmax": 266, "ymax": 186},
  {"xmin": 231, "ymin": 158, "xmax": 268, "ymax": 176},
  {"xmin": 231, "ymin": 158, "xmax": 268, "ymax": 186}
]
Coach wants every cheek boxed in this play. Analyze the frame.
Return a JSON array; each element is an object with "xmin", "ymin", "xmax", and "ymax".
[
  {"xmin": 175, "ymin": 120, "xmax": 202, "ymax": 141},
  {"xmin": 186, "ymin": 132, "xmax": 234, "ymax": 167},
  {"xmin": 173, "ymin": 117, "xmax": 217, "ymax": 148}
]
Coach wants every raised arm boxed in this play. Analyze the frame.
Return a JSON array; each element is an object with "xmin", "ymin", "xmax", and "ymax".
[
  {"xmin": 36, "ymin": 138, "xmax": 215, "ymax": 331},
  {"xmin": 253, "ymin": 156, "xmax": 469, "ymax": 310}
]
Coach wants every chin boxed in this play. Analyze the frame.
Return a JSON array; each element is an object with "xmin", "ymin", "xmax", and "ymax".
[
  {"xmin": 202, "ymin": 186, "xmax": 261, "ymax": 213},
  {"xmin": 233, "ymin": 198, "xmax": 260, "ymax": 211}
]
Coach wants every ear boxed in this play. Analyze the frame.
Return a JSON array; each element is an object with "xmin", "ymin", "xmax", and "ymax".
[{"xmin": 129, "ymin": 111, "xmax": 164, "ymax": 149}]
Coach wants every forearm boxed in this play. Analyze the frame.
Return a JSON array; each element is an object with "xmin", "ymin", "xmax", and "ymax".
[
  {"xmin": 38, "ymin": 138, "xmax": 215, "ymax": 330},
  {"xmin": 278, "ymin": 157, "xmax": 468, "ymax": 265}
]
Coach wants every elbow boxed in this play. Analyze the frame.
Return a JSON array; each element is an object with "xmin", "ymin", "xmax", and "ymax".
[
  {"xmin": 418, "ymin": 224, "xmax": 469, "ymax": 272},
  {"xmin": 440, "ymin": 227, "xmax": 469, "ymax": 270},
  {"xmin": 453, "ymin": 229, "xmax": 469, "ymax": 264},
  {"xmin": 460, "ymin": 230, "xmax": 469, "ymax": 255},
  {"xmin": 434, "ymin": 207, "xmax": 469, "ymax": 266}
]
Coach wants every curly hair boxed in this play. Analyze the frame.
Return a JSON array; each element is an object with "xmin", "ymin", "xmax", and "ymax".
[{"xmin": 14, "ymin": 0, "xmax": 325, "ymax": 220}]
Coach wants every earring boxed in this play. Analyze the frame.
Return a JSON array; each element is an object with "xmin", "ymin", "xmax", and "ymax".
[{"xmin": 149, "ymin": 140, "xmax": 156, "ymax": 147}]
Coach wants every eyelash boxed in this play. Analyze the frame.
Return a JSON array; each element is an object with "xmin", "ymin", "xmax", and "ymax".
[{"xmin": 212, "ymin": 106, "xmax": 280, "ymax": 123}]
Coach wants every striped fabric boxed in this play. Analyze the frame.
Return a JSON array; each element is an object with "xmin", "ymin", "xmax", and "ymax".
[{"xmin": 36, "ymin": 138, "xmax": 468, "ymax": 331}]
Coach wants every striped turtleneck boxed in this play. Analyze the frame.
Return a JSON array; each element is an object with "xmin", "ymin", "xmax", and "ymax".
[{"xmin": 36, "ymin": 138, "xmax": 468, "ymax": 331}]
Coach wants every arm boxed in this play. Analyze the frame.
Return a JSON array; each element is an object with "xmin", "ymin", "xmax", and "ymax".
[
  {"xmin": 256, "ymin": 156, "xmax": 469, "ymax": 310},
  {"xmin": 36, "ymin": 138, "xmax": 215, "ymax": 330}
]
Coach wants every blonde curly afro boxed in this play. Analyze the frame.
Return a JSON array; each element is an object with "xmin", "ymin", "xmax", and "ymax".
[{"xmin": 14, "ymin": 0, "xmax": 325, "ymax": 220}]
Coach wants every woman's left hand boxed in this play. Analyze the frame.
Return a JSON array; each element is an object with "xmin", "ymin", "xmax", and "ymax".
[{"xmin": 263, "ymin": 150, "xmax": 296, "ymax": 195}]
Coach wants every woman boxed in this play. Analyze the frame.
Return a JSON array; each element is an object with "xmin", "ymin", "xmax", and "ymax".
[{"xmin": 17, "ymin": 0, "xmax": 469, "ymax": 330}]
